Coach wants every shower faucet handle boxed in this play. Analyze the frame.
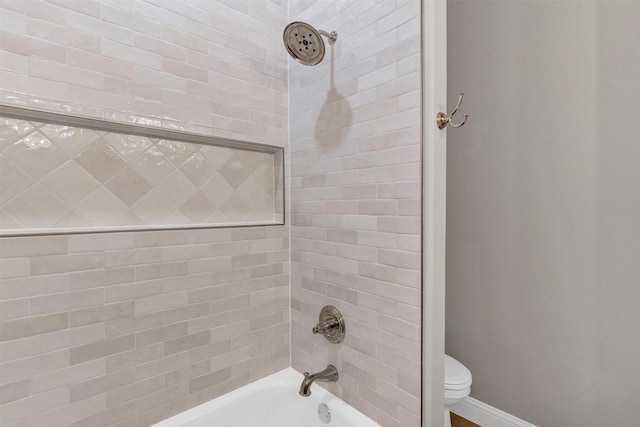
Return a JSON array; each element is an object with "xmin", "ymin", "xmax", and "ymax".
[
  {"xmin": 312, "ymin": 305, "xmax": 345, "ymax": 344},
  {"xmin": 312, "ymin": 319, "xmax": 339, "ymax": 335}
]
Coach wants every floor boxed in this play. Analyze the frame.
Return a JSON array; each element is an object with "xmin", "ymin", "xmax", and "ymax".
[{"xmin": 451, "ymin": 412, "xmax": 482, "ymax": 427}]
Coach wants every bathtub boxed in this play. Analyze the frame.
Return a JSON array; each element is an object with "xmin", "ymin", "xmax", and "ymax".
[{"xmin": 152, "ymin": 368, "xmax": 380, "ymax": 427}]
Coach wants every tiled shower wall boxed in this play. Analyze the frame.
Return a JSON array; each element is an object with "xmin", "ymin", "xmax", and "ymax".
[
  {"xmin": 0, "ymin": 0, "xmax": 287, "ymax": 144},
  {"xmin": 0, "ymin": 1, "xmax": 289, "ymax": 426},
  {"xmin": 0, "ymin": 229, "xmax": 289, "ymax": 426},
  {"xmin": 289, "ymin": 1, "xmax": 422, "ymax": 426}
]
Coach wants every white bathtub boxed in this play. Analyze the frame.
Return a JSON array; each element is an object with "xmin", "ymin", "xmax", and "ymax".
[{"xmin": 152, "ymin": 368, "xmax": 380, "ymax": 427}]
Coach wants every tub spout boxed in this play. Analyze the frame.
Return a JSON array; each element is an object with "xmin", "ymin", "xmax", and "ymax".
[{"xmin": 299, "ymin": 365, "xmax": 338, "ymax": 397}]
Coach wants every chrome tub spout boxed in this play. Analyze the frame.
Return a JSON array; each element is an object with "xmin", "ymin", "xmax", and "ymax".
[{"xmin": 299, "ymin": 365, "xmax": 338, "ymax": 397}]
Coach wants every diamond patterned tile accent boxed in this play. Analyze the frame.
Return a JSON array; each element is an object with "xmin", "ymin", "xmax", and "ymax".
[
  {"xmin": 253, "ymin": 158, "xmax": 275, "ymax": 193},
  {"xmin": 200, "ymin": 173, "xmax": 234, "ymax": 208},
  {"xmin": 162, "ymin": 210, "xmax": 191, "ymax": 225},
  {"xmin": 219, "ymin": 152, "xmax": 255, "ymax": 188},
  {"xmin": 206, "ymin": 210, "xmax": 229, "ymax": 223},
  {"xmin": 51, "ymin": 210, "xmax": 91, "ymax": 229},
  {"xmin": 237, "ymin": 175, "xmax": 269, "ymax": 210},
  {"xmin": 233, "ymin": 150, "xmax": 268, "ymax": 171},
  {"xmin": 104, "ymin": 166, "xmax": 152, "ymax": 207},
  {"xmin": 74, "ymin": 187, "xmax": 129, "ymax": 226},
  {"xmin": 180, "ymin": 151, "xmax": 216, "ymax": 187},
  {"xmin": 116, "ymin": 211, "xmax": 144, "ymax": 227},
  {"xmin": 130, "ymin": 146, "xmax": 174, "ymax": 185},
  {"xmin": 103, "ymin": 133, "xmax": 153, "ymax": 161},
  {"xmin": 40, "ymin": 124, "xmax": 100, "ymax": 157},
  {"xmin": 41, "ymin": 161, "xmax": 100, "ymax": 206},
  {"xmin": 2, "ymin": 131, "xmax": 68, "ymax": 179},
  {"xmin": 131, "ymin": 189, "xmax": 174, "ymax": 224},
  {"xmin": 0, "ymin": 118, "xmax": 35, "ymax": 150},
  {"xmin": 155, "ymin": 169, "xmax": 198, "ymax": 208},
  {"xmin": 157, "ymin": 139, "xmax": 197, "ymax": 166},
  {"xmin": 0, "ymin": 209, "xmax": 23, "ymax": 229},
  {"xmin": 219, "ymin": 193, "xmax": 250, "ymax": 220},
  {"xmin": 0, "ymin": 154, "xmax": 34, "ymax": 205},
  {"xmin": 3, "ymin": 183, "xmax": 67, "ymax": 228},
  {"xmin": 74, "ymin": 138, "xmax": 127, "ymax": 183},
  {"xmin": 179, "ymin": 191, "xmax": 212, "ymax": 223},
  {"xmin": 0, "ymin": 114, "xmax": 280, "ymax": 233},
  {"xmin": 200, "ymin": 145, "xmax": 234, "ymax": 170}
]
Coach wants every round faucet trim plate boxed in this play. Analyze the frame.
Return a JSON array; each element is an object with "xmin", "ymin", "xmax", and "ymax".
[{"xmin": 314, "ymin": 305, "xmax": 346, "ymax": 344}]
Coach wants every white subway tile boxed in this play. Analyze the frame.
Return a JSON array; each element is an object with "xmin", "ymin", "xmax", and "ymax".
[
  {"xmin": 135, "ymin": 291, "xmax": 188, "ymax": 315},
  {"xmin": 0, "ymin": 387, "xmax": 69, "ymax": 424},
  {"xmin": 0, "ymin": 50, "xmax": 27, "ymax": 74},
  {"xmin": 133, "ymin": 1, "xmax": 187, "ymax": 31},
  {"xmin": 67, "ymin": 48, "xmax": 133, "ymax": 79},
  {"xmin": 0, "ymin": 8, "xmax": 26, "ymax": 33},
  {"xmin": 134, "ymin": 33, "xmax": 185, "ymax": 61},
  {"xmin": 26, "ymin": 18, "xmax": 101, "ymax": 53},
  {"xmin": 101, "ymin": 40, "xmax": 161, "ymax": 70},
  {"xmin": 0, "ymin": 31, "xmax": 67, "ymax": 63},
  {"xmin": 0, "ymin": 274, "xmax": 69, "ymax": 300},
  {"xmin": 0, "ymin": 298, "xmax": 30, "ymax": 321},
  {"xmin": 28, "ymin": 57, "xmax": 104, "ymax": 90},
  {"xmin": 30, "ymin": 393, "xmax": 106, "ymax": 427},
  {"xmin": 162, "ymin": 58, "xmax": 208, "ymax": 82},
  {"xmin": 0, "ymin": 258, "xmax": 30, "ymax": 279},
  {"xmin": 66, "ymin": 10, "xmax": 133, "ymax": 46},
  {"xmin": 162, "ymin": 26, "xmax": 207, "ymax": 53},
  {"xmin": 0, "ymin": 349, "xmax": 70, "ymax": 386},
  {"xmin": 2, "ymin": 0, "xmax": 66, "ymax": 25}
]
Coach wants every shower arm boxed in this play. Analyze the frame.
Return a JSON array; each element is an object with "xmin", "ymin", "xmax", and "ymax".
[{"xmin": 318, "ymin": 30, "xmax": 338, "ymax": 45}]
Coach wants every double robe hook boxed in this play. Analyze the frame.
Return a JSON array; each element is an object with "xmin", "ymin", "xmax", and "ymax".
[{"xmin": 437, "ymin": 92, "xmax": 469, "ymax": 129}]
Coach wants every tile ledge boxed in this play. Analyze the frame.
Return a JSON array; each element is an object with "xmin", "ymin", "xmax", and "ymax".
[{"xmin": 0, "ymin": 221, "xmax": 284, "ymax": 237}]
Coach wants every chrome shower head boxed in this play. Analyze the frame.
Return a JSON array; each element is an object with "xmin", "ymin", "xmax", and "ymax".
[{"xmin": 283, "ymin": 21, "xmax": 337, "ymax": 66}]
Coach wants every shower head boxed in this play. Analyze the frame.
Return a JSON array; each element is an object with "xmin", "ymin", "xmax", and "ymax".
[{"xmin": 283, "ymin": 21, "xmax": 337, "ymax": 66}]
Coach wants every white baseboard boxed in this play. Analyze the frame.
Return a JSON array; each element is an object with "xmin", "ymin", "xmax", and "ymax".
[{"xmin": 451, "ymin": 397, "xmax": 537, "ymax": 427}]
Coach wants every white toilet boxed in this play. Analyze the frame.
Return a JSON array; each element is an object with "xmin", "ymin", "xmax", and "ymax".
[{"xmin": 444, "ymin": 354, "xmax": 472, "ymax": 427}]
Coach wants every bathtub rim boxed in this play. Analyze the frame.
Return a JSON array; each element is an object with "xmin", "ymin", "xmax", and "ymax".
[{"xmin": 150, "ymin": 367, "xmax": 381, "ymax": 427}]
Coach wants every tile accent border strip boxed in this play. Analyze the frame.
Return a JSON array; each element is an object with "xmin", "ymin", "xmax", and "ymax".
[
  {"xmin": 0, "ymin": 105, "xmax": 283, "ymax": 154},
  {"xmin": 0, "ymin": 104, "xmax": 285, "ymax": 236}
]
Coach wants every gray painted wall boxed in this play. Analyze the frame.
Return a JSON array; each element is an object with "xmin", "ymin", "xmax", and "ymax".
[{"xmin": 446, "ymin": 1, "xmax": 640, "ymax": 426}]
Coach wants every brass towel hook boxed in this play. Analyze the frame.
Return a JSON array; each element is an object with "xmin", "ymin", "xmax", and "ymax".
[{"xmin": 437, "ymin": 92, "xmax": 469, "ymax": 129}]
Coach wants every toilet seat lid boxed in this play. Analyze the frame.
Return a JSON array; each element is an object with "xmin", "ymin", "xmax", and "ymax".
[{"xmin": 445, "ymin": 354, "xmax": 472, "ymax": 390}]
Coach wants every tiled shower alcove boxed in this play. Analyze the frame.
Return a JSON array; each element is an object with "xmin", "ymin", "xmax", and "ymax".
[{"xmin": 0, "ymin": 106, "xmax": 284, "ymax": 235}]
